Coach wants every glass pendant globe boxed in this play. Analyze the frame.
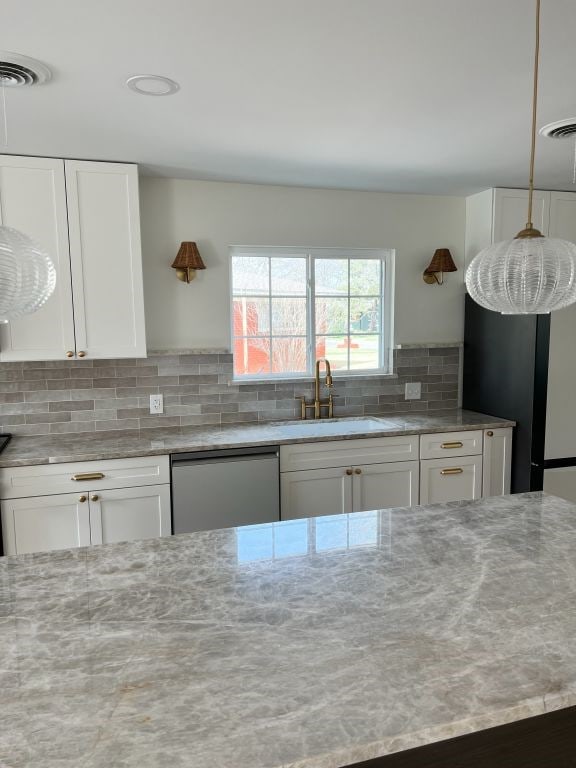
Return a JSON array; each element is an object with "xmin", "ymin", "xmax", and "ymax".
[
  {"xmin": 0, "ymin": 226, "xmax": 56, "ymax": 323},
  {"xmin": 465, "ymin": 236, "xmax": 576, "ymax": 314}
]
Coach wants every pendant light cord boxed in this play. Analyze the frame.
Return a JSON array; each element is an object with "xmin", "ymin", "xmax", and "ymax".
[{"xmin": 527, "ymin": 0, "xmax": 541, "ymax": 229}]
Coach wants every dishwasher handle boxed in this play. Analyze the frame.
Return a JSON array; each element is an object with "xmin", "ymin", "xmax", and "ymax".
[{"xmin": 171, "ymin": 445, "xmax": 279, "ymax": 466}]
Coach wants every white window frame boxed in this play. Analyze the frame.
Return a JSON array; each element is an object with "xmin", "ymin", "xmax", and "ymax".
[{"xmin": 229, "ymin": 246, "xmax": 395, "ymax": 381}]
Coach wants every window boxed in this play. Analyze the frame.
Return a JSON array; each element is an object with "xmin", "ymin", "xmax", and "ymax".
[{"xmin": 230, "ymin": 247, "xmax": 394, "ymax": 379}]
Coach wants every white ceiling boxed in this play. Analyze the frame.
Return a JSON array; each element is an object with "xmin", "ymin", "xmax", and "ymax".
[{"xmin": 4, "ymin": 0, "xmax": 576, "ymax": 195}]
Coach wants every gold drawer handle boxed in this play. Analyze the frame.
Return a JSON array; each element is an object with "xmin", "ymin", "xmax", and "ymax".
[
  {"xmin": 441, "ymin": 467, "xmax": 464, "ymax": 475},
  {"xmin": 345, "ymin": 468, "xmax": 353, "ymax": 476},
  {"xmin": 441, "ymin": 441, "xmax": 464, "ymax": 449},
  {"xmin": 71, "ymin": 472, "xmax": 105, "ymax": 482}
]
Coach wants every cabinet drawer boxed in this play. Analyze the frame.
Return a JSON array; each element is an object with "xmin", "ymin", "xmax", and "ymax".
[
  {"xmin": 420, "ymin": 430, "xmax": 482, "ymax": 459},
  {"xmin": 280, "ymin": 436, "xmax": 419, "ymax": 473},
  {"xmin": 420, "ymin": 455, "xmax": 483, "ymax": 505},
  {"xmin": 0, "ymin": 455, "xmax": 170, "ymax": 499}
]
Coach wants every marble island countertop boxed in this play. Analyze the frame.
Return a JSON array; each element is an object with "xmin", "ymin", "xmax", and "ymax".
[
  {"xmin": 0, "ymin": 409, "xmax": 514, "ymax": 467},
  {"xmin": 2, "ymin": 491, "xmax": 576, "ymax": 768}
]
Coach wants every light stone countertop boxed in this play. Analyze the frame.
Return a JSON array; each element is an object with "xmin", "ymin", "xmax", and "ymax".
[
  {"xmin": 0, "ymin": 409, "xmax": 514, "ymax": 467},
  {"xmin": 1, "ymin": 491, "xmax": 576, "ymax": 767}
]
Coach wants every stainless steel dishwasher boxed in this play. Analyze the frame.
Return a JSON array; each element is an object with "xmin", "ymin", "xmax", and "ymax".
[{"xmin": 171, "ymin": 446, "xmax": 280, "ymax": 533}]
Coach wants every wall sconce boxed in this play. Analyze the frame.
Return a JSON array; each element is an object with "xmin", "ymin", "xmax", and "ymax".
[
  {"xmin": 423, "ymin": 248, "xmax": 457, "ymax": 285},
  {"xmin": 171, "ymin": 242, "xmax": 206, "ymax": 283}
]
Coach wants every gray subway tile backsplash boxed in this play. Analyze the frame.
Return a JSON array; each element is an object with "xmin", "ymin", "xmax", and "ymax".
[{"xmin": 0, "ymin": 347, "xmax": 461, "ymax": 436}]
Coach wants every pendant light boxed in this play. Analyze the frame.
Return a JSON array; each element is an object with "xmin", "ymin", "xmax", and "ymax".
[
  {"xmin": 465, "ymin": 0, "xmax": 576, "ymax": 314},
  {"xmin": 0, "ymin": 53, "xmax": 56, "ymax": 322}
]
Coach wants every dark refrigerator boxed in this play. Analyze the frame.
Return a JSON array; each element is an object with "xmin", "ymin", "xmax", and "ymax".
[{"xmin": 463, "ymin": 294, "xmax": 576, "ymax": 499}]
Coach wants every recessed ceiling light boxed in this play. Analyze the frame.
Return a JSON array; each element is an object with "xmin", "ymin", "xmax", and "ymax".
[{"xmin": 126, "ymin": 74, "xmax": 180, "ymax": 96}]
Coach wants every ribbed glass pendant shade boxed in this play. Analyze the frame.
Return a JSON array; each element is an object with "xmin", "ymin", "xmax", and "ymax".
[
  {"xmin": 465, "ymin": 236, "xmax": 576, "ymax": 314},
  {"xmin": 0, "ymin": 227, "xmax": 56, "ymax": 323}
]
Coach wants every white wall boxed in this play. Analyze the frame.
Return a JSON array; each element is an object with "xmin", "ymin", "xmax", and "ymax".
[{"xmin": 140, "ymin": 178, "xmax": 465, "ymax": 350}]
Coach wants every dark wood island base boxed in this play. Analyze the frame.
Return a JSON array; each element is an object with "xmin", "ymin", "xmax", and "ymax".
[{"xmin": 353, "ymin": 705, "xmax": 576, "ymax": 768}]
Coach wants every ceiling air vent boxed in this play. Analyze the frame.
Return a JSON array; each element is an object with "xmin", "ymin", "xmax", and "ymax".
[
  {"xmin": 0, "ymin": 52, "xmax": 51, "ymax": 87},
  {"xmin": 539, "ymin": 118, "xmax": 576, "ymax": 139}
]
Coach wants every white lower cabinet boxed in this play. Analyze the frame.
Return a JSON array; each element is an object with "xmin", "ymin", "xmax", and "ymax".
[
  {"xmin": 419, "ymin": 455, "xmax": 483, "ymax": 505},
  {"xmin": 482, "ymin": 427, "xmax": 513, "ymax": 496},
  {"xmin": 2, "ymin": 493, "xmax": 91, "ymax": 555},
  {"xmin": 280, "ymin": 428, "xmax": 510, "ymax": 521},
  {"xmin": 1, "ymin": 484, "xmax": 171, "ymax": 556},
  {"xmin": 0, "ymin": 455, "xmax": 172, "ymax": 556},
  {"xmin": 89, "ymin": 485, "xmax": 171, "ymax": 546},
  {"xmin": 351, "ymin": 461, "xmax": 419, "ymax": 513},
  {"xmin": 281, "ymin": 466, "xmax": 353, "ymax": 520}
]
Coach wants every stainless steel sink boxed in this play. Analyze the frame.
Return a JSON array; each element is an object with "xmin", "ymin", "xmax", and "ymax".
[{"xmin": 274, "ymin": 417, "xmax": 401, "ymax": 436}]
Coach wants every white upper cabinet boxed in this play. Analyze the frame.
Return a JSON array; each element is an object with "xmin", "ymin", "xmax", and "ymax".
[
  {"xmin": 547, "ymin": 191, "xmax": 576, "ymax": 241},
  {"xmin": 492, "ymin": 188, "xmax": 549, "ymax": 242},
  {"xmin": 0, "ymin": 155, "xmax": 146, "ymax": 361},
  {"xmin": 0, "ymin": 156, "xmax": 75, "ymax": 360},
  {"xmin": 65, "ymin": 161, "xmax": 146, "ymax": 359},
  {"xmin": 466, "ymin": 187, "xmax": 576, "ymax": 262}
]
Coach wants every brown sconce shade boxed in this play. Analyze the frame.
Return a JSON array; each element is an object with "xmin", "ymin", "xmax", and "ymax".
[
  {"xmin": 171, "ymin": 242, "xmax": 206, "ymax": 283},
  {"xmin": 423, "ymin": 248, "xmax": 457, "ymax": 285}
]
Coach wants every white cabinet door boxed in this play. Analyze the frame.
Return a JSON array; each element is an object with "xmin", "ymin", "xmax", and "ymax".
[
  {"xmin": 65, "ymin": 160, "xmax": 146, "ymax": 359},
  {"xmin": 1, "ymin": 493, "xmax": 91, "ymax": 555},
  {"xmin": 492, "ymin": 188, "xmax": 549, "ymax": 241},
  {"xmin": 88, "ymin": 484, "xmax": 171, "ymax": 545},
  {"xmin": 547, "ymin": 191, "xmax": 576, "ymax": 241},
  {"xmin": 0, "ymin": 155, "xmax": 75, "ymax": 361},
  {"xmin": 420, "ymin": 456, "xmax": 482, "ymax": 505},
  {"xmin": 281, "ymin": 467, "xmax": 352, "ymax": 520},
  {"xmin": 352, "ymin": 461, "xmax": 419, "ymax": 513},
  {"xmin": 482, "ymin": 428, "xmax": 512, "ymax": 497}
]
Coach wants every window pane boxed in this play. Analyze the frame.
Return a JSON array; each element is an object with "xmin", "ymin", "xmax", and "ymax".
[
  {"xmin": 350, "ymin": 297, "xmax": 380, "ymax": 334},
  {"xmin": 271, "ymin": 258, "xmax": 306, "ymax": 296},
  {"xmin": 232, "ymin": 256, "xmax": 269, "ymax": 296},
  {"xmin": 271, "ymin": 337, "xmax": 307, "ymax": 374},
  {"xmin": 350, "ymin": 259, "xmax": 381, "ymax": 295},
  {"xmin": 315, "ymin": 259, "xmax": 348, "ymax": 296},
  {"xmin": 349, "ymin": 336, "xmax": 379, "ymax": 370},
  {"xmin": 316, "ymin": 297, "xmax": 348, "ymax": 334},
  {"xmin": 271, "ymin": 298, "xmax": 306, "ymax": 335},
  {"xmin": 316, "ymin": 336, "xmax": 349, "ymax": 370},
  {"xmin": 233, "ymin": 337, "xmax": 271, "ymax": 377},
  {"xmin": 232, "ymin": 297, "xmax": 270, "ymax": 336}
]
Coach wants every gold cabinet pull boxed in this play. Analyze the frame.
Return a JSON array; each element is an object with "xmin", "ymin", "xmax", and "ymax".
[
  {"xmin": 90, "ymin": 494, "xmax": 99, "ymax": 502},
  {"xmin": 71, "ymin": 472, "xmax": 105, "ymax": 482},
  {"xmin": 354, "ymin": 467, "xmax": 362, "ymax": 475},
  {"xmin": 66, "ymin": 351, "xmax": 74, "ymax": 358},
  {"xmin": 78, "ymin": 495, "xmax": 87, "ymax": 503},
  {"xmin": 77, "ymin": 351, "xmax": 86, "ymax": 358},
  {"xmin": 345, "ymin": 468, "xmax": 353, "ymax": 476},
  {"xmin": 440, "ymin": 467, "xmax": 464, "ymax": 475},
  {"xmin": 486, "ymin": 431, "xmax": 494, "ymax": 437},
  {"xmin": 441, "ymin": 441, "xmax": 464, "ymax": 449}
]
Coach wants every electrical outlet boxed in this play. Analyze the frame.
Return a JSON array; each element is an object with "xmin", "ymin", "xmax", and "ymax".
[
  {"xmin": 404, "ymin": 382, "xmax": 421, "ymax": 401},
  {"xmin": 149, "ymin": 394, "xmax": 164, "ymax": 414}
]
